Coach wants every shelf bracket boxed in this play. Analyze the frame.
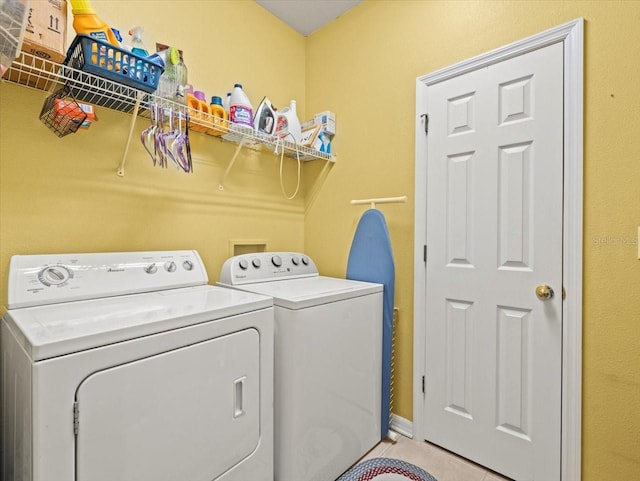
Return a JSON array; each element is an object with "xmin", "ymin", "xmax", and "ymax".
[
  {"xmin": 117, "ymin": 91, "xmax": 144, "ymax": 177},
  {"xmin": 218, "ymin": 137, "xmax": 247, "ymax": 190}
]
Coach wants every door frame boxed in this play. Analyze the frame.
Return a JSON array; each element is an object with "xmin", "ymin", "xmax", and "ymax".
[{"xmin": 413, "ymin": 19, "xmax": 583, "ymax": 481}]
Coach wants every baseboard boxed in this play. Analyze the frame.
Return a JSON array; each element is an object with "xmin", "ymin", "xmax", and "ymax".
[{"xmin": 389, "ymin": 413, "xmax": 413, "ymax": 439}]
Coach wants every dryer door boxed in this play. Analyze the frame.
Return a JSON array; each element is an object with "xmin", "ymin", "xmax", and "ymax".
[{"xmin": 75, "ymin": 328, "xmax": 260, "ymax": 481}]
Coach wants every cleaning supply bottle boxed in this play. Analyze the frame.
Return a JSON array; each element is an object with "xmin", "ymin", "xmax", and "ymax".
[
  {"xmin": 209, "ymin": 96, "xmax": 229, "ymax": 136},
  {"xmin": 152, "ymin": 47, "xmax": 176, "ymax": 100},
  {"xmin": 186, "ymin": 92, "xmax": 200, "ymax": 111},
  {"xmin": 224, "ymin": 92, "xmax": 232, "ymax": 116},
  {"xmin": 229, "ymin": 84, "xmax": 253, "ymax": 128},
  {"xmin": 128, "ymin": 26, "xmax": 148, "ymax": 56},
  {"xmin": 174, "ymin": 51, "xmax": 188, "ymax": 102},
  {"xmin": 186, "ymin": 91, "xmax": 209, "ymax": 133},
  {"xmin": 154, "ymin": 47, "xmax": 188, "ymax": 103},
  {"xmin": 111, "ymin": 28, "xmax": 123, "ymax": 46},
  {"xmin": 69, "ymin": 0, "xmax": 120, "ymax": 46},
  {"xmin": 280, "ymin": 100, "xmax": 302, "ymax": 144},
  {"xmin": 127, "ymin": 27, "xmax": 149, "ymax": 80}
]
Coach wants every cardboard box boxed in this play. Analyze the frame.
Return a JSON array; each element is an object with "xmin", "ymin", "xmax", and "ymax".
[
  {"xmin": 77, "ymin": 102, "xmax": 97, "ymax": 129},
  {"xmin": 54, "ymin": 97, "xmax": 81, "ymax": 118},
  {"xmin": 314, "ymin": 110, "xmax": 336, "ymax": 136},
  {"xmin": 22, "ymin": 0, "xmax": 67, "ymax": 63},
  {"xmin": 312, "ymin": 130, "xmax": 331, "ymax": 154}
]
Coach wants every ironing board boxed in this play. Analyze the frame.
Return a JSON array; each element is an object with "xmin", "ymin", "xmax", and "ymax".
[{"xmin": 346, "ymin": 208, "xmax": 395, "ymax": 438}]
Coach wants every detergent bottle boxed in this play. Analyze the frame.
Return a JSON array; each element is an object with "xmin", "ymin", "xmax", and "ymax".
[
  {"xmin": 224, "ymin": 92, "xmax": 231, "ymax": 114},
  {"xmin": 229, "ymin": 84, "xmax": 253, "ymax": 127},
  {"xmin": 209, "ymin": 96, "xmax": 229, "ymax": 136},
  {"xmin": 69, "ymin": 0, "xmax": 120, "ymax": 46},
  {"xmin": 186, "ymin": 91, "xmax": 210, "ymax": 132}
]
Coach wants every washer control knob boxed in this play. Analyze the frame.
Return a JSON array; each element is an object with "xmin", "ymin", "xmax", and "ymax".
[
  {"xmin": 271, "ymin": 255, "xmax": 282, "ymax": 267},
  {"xmin": 252, "ymin": 258, "xmax": 261, "ymax": 269},
  {"xmin": 39, "ymin": 266, "xmax": 71, "ymax": 286},
  {"xmin": 183, "ymin": 260, "xmax": 194, "ymax": 271},
  {"xmin": 291, "ymin": 256, "xmax": 300, "ymax": 266},
  {"xmin": 164, "ymin": 261, "xmax": 177, "ymax": 273},
  {"xmin": 238, "ymin": 259, "xmax": 249, "ymax": 270},
  {"xmin": 301, "ymin": 256, "xmax": 309, "ymax": 266},
  {"xmin": 144, "ymin": 263, "xmax": 158, "ymax": 274}
]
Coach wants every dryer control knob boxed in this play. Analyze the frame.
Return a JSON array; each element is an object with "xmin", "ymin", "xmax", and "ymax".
[
  {"xmin": 291, "ymin": 256, "xmax": 300, "ymax": 266},
  {"xmin": 144, "ymin": 263, "xmax": 158, "ymax": 274},
  {"xmin": 164, "ymin": 261, "xmax": 177, "ymax": 272},
  {"xmin": 252, "ymin": 258, "xmax": 261, "ymax": 268},
  {"xmin": 271, "ymin": 255, "xmax": 282, "ymax": 267},
  {"xmin": 238, "ymin": 259, "xmax": 249, "ymax": 270},
  {"xmin": 38, "ymin": 265, "xmax": 71, "ymax": 286},
  {"xmin": 183, "ymin": 260, "xmax": 194, "ymax": 271},
  {"xmin": 301, "ymin": 256, "xmax": 309, "ymax": 266}
]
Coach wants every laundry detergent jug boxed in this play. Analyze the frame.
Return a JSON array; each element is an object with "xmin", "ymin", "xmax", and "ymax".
[{"xmin": 229, "ymin": 83, "xmax": 253, "ymax": 127}]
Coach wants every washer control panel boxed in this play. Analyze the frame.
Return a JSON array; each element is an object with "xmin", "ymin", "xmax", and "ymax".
[
  {"xmin": 219, "ymin": 252, "xmax": 318, "ymax": 285},
  {"xmin": 7, "ymin": 250, "xmax": 208, "ymax": 309}
]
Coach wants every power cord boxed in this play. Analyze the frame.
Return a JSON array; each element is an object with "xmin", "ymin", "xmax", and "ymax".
[{"xmin": 275, "ymin": 134, "xmax": 301, "ymax": 200}]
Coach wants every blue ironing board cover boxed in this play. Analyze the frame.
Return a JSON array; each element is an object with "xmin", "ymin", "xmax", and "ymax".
[{"xmin": 346, "ymin": 209, "xmax": 395, "ymax": 438}]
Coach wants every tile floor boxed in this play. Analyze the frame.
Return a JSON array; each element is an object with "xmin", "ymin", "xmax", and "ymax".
[{"xmin": 357, "ymin": 434, "xmax": 513, "ymax": 481}]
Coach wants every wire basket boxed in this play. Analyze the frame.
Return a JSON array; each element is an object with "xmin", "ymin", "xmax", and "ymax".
[{"xmin": 39, "ymin": 86, "xmax": 88, "ymax": 137}]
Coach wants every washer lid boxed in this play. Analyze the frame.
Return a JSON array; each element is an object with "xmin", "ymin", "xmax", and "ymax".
[
  {"xmin": 2, "ymin": 285, "xmax": 272, "ymax": 361},
  {"xmin": 219, "ymin": 276, "xmax": 382, "ymax": 310}
]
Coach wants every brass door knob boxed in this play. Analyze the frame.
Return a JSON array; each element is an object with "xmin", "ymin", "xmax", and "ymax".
[{"xmin": 536, "ymin": 284, "xmax": 554, "ymax": 300}]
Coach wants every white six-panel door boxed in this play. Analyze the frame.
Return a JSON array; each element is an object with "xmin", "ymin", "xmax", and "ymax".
[{"xmin": 422, "ymin": 42, "xmax": 563, "ymax": 481}]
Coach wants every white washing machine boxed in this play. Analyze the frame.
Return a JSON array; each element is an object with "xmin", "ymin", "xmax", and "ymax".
[
  {"xmin": 1, "ymin": 250, "xmax": 274, "ymax": 481},
  {"xmin": 218, "ymin": 252, "xmax": 382, "ymax": 481}
]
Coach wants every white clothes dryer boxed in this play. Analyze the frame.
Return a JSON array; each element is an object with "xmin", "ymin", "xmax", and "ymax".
[
  {"xmin": 218, "ymin": 252, "xmax": 382, "ymax": 481},
  {"xmin": 1, "ymin": 250, "xmax": 274, "ymax": 481}
]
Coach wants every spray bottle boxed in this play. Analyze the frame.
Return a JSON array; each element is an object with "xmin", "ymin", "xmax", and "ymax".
[
  {"xmin": 127, "ymin": 27, "xmax": 149, "ymax": 80},
  {"xmin": 128, "ymin": 26, "xmax": 148, "ymax": 56}
]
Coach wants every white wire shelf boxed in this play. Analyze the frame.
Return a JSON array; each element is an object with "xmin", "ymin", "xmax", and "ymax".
[{"xmin": 2, "ymin": 52, "xmax": 335, "ymax": 164}]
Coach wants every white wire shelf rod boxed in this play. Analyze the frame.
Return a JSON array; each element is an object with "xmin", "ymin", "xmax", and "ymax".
[{"xmin": 350, "ymin": 196, "xmax": 408, "ymax": 209}]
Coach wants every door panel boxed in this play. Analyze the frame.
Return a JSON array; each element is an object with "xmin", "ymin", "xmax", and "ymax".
[
  {"xmin": 423, "ymin": 42, "xmax": 563, "ymax": 481},
  {"xmin": 75, "ymin": 328, "xmax": 260, "ymax": 481}
]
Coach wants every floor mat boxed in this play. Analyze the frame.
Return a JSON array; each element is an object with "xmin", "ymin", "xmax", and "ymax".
[{"xmin": 337, "ymin": 457, "xmax": 438, "ymax": 481}]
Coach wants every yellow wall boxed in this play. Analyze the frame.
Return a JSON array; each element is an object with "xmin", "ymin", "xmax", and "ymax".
[
  {"xmin": 0, "ymin": 0, "xmax": 309, "ymax": 307},
  {"xmin": 305, "ymin": 1, "xmax": 639, "ymax": 480},
  {"xmin": 2, "ymin": 1, "xmax": 640, "ymax": 480}
]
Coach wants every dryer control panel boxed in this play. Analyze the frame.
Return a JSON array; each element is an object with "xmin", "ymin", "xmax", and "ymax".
[
  {"xmin": 7, "ymin": 250, "xmax": 208, "ymax": 309},
  {"xmin": 219, "ymin": 252, "xmax": 318, "ymax": 285}
]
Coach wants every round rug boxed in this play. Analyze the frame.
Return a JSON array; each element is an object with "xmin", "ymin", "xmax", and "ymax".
[{"xmin": 337, "ymin": 457, "xmax": 438, "ymax": 481}]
